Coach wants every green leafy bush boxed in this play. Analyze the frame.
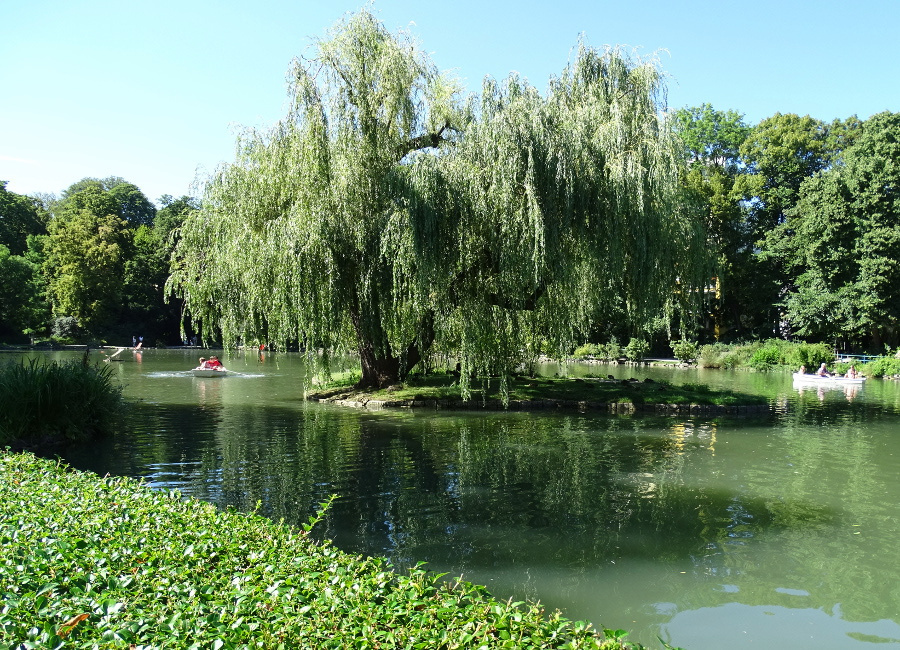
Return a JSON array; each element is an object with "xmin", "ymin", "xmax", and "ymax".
[
  {"xmin": 699, "ymin": 343, "xmax": 728, "ymax": 368},
  {"xmin": 862, "ymin": 355, "xmax": 900, "ymax": 378},
  {"xmin": 748, "ymin": 344, "xmax": 781, "ymax": 370},
  {"xmin": 787, "ymin": 342, "xmax": 834, "ymax": 370},
  {"xmin": 604, "ymin": 338, "xmax": 622, "ymax": 360},
  {"xmin": 670, "ymin": 339, "xmax": 699, "ymax": 363},
  {"xmin": 0, "ymin": 353, "xmax": 122, "ymax": 445},
  {"xmin": 573, "ymin": 343, "xmax": 602, "ymax": 359},
  {"xmin": 624, "ymin": 338, "xmax": 650, "ymax": 362},
  {"xmin": 0, "ymin": 452, "xmax": 648, "ymax": 649}
]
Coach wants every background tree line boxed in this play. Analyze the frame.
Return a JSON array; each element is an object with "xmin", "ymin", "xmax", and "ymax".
[
  {"xmin": 671, "ymin": 105, "xmax": 900, "ymax": 352},
  {"xmin": 0, "ymin": 177, "xmax": 198, "ymax": 345},
  {"xmin": 2, "ymin": 113, "xmax": 898, "ymax": 353}
]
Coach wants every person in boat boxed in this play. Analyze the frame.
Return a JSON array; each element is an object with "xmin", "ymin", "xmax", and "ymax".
[
  {"xmin": 816, "ymin": 363, "xmax": 831, "ymax": 377},
  {"xmin": 206, "ymin": 356, "xmax": 223, "ymax": 369},
  {"xmin": 847, "ymin": 365, "xmax": 859, "ymax": 379},
  {"xmin": 799, "ymin": 365, "xmax": 807, "ymax": 375},
  {"xmin": 197, "ymin": 357, "xmax": 210, "ymax": 369}
]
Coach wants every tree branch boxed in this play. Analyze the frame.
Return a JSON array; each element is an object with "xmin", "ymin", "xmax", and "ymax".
[
  {"xmin": 396, "ymin": 121, "xmax": 452, "ymax": 159},
  {"xmin": 486, "ymin": 282, "xmax": 547, "ymax": 311},
  {"xmin": 447, "ymin": 248, "xmax": 548, "ymax": 311}
]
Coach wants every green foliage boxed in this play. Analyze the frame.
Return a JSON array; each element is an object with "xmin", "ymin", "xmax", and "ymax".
[
  {"xmin": 672, "ymin": 103, "xmax": 750, "ymax": 172},
  {"xmin": 107, "ymin": 179, "xmax": 156, "ymax": 227},
  {"xmin": 44, "ymin": 185, "xmax": 130, "ymax": 336},
  {"xmin": 154, "ymin": 194, "xmax": 199, "ymax": 252},
  {"xmin": 671, "ymin": 105, "xmax": 763, "ymax": 341},
  {"xmin": 736, "ymin": 113, "xmax": 834, "ymax": 234},
  {"xmin": 0, "ymin": 451, "xmax": 647, "ymax": 649},
  {"xmin": 698, "ymin": 339, "xmax": 834, "ymax": 371},
  {"xmin": 862, "ymin": 355, "xmax": 900, "ymax": 378},
  {"xmin": 61, "ymin": 177, "xmax": 156, "ymax": 227},
  {"xmin": 0, "ymin": 354, "xmax": 122, "ymax": 445},
  {"xmin": 698, "ymin": 343, "xmax": 756, "ymax": 368},
  {"xmin": 604, "ymin": 338, "xmax": 623, "ymax": 360},
  {"xmin": 573, "ymin": 343, "xmax": 603, "ymax": 359},
  {"xmin": 169, "ymin": 9, "xmax": 708, "ymax": 392},
  {"xmin": 787, "ymin": 342, "xmax": 834, "ymax": 369},
  {"xmin": 0, "ymin": 244, "xmax": 48, "ymax": 339},
  {"xmin": 748, "ymin": 344, "xmax": 781, "ymax": 370},
  {"xmin": 624, "ymin": 337, "xmax": 650, "ymax": 362},
  {"xmin": 0, "ymin": 181, "xmax": 46, "ymax": 255},
  {"xmin": 699, "ymin": 342, "xmax": 730, "ymax": 368},
  {"xmin": 572, "ymin": 337, "xmax": 649, "ymax": 362},
  {"xmin": 51, "ymin": 315, "xmax": 79, "ymax": 342},
  {"xmin": 670, "ymin": 339, "xmax": 699, "ymax": 363},
  {"xmin": 733, "ymin": 113, "xmax": 837, "ymax": 336},
  {"xmin": 37, "ymin": 177, "xmax": 182, "ymax": 340},
  {"xmin": 117, "ymin": 224, "xmax": 182, "ymax": 341},
  {"xmin": 763, "ymin": 112, "xmax": 900, "ymax": 345}
]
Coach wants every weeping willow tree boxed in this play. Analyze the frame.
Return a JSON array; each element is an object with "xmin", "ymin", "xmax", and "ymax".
[{"xmin": 168, "ymin": 10, "xmax": 707, "ymax": 392}]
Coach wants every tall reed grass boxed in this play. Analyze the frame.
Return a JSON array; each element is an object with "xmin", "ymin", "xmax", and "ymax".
[{"xmin": 0, "ymin": 352, "xmax": 122, "ymax": 446}]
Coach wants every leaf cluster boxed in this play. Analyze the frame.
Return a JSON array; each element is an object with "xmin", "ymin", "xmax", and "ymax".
[{"xmin": 0, "ymin": 181, "xmax": 47, "ymax": 256}]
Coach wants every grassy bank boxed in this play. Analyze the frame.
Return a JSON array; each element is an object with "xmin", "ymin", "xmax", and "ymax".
[
  {"xmin": 0, "ymin": 352, "xmax": 122, "ymax": 449},
  {"xmin": 0, "ymin": 451, "xmax": 675, "ymax": 649},
  {"xmin": 309, "ymin": 372, "xmax": 768, "ymax": 408}
]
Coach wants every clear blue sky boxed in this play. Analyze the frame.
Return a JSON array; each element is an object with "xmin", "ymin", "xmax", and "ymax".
[{"xmin": 2, "ymin": 0, "xmax": 896, "ymax": 205}]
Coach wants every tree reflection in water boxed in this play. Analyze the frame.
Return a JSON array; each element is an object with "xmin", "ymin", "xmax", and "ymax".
[{"xmin": 55, "ymin": 359, "xmax": 900, "ymax": 650}]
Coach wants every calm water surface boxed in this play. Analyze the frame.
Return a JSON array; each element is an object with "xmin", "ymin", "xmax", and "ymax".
[{"xmin": 13, "ymin": 349, "xmax": 900, "ymax": 649}]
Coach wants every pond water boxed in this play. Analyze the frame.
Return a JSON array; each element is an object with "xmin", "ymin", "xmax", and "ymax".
[{"xmin": 11, "ymin": 349, "xmax": 900, "ymax": 649}]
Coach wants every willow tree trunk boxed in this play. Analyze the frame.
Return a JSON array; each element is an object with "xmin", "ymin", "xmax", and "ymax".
[
  {"xmin": 357, "ymin": 343, "xmax": 402, "ymax": 388},
  {"xmin": 351, "ymin": 303, "xmax": 433, "ymax": 388}
]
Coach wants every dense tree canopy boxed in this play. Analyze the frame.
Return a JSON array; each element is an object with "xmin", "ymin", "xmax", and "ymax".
[
  {"xmin": 0, "ymin": 176, "xmax": 197, "ymax": 344},
  {"xmin": 44, "ymin": 185, "xmax": 131, "ymax": 335},
  {"xmin": 765, "ymin": 111, "xmax": 900, "ymax": 346},
  {"xmin": 673, "ymin": 104, "xmax": 749, "ymax": 171},
  {"xmin": 672, "ymin": 105, "xmax": 750, "ymax": 338},
  {"xmin": 0, "ymin": 244, "xmax": 40, "ymax": 336},
  {"xmin": 61, "ymin": 177, "xmax": 157, "ymax": 227},
  {"xmin": 0, "ymin": 19, "xmax": 890, "ymax": 357},
  {"xmin": 724, "ymin": 113, "xmax": 855, "ymax": 336},
  {"xmin": 169, "ymin": 10, "xmax": 707, "ymax": 389},
  {"xmin": 0, "ymin": 181, "xmax": 46, "ymax": 255},
  {"xmin": 155, "ymin": 194, "xmax": 200, "ymax": 253}
]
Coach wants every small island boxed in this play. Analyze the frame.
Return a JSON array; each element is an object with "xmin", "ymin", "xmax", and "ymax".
[{"xmin": 307, "ymin": 372, "xmax": 770, "ymax": 414}]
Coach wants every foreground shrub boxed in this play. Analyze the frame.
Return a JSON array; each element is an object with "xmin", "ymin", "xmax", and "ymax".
[
  {"xmin": 0, "ymin": 353, "xmax": 122, "ymax": 446},
  {"xmin": 0, "ymin": 452, "xmax": 663, "ymax": 649}
]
